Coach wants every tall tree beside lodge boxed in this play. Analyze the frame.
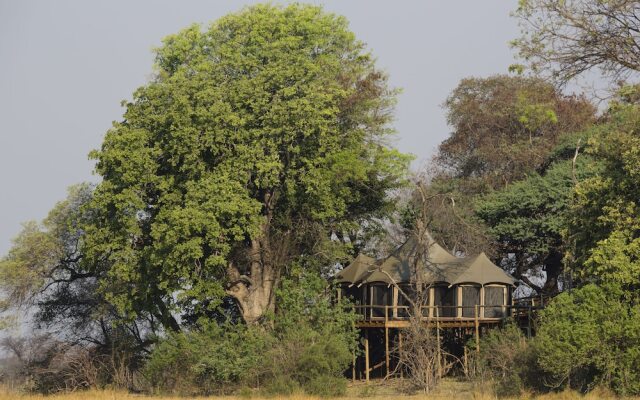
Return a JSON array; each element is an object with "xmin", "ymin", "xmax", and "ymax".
[
  {"xmin": 84, "ymin": 4, "xmax": 410, "ymax": 327},
  {"xmin": 566, "ymin": 91, "xmax": 640, "ymax": 291}
]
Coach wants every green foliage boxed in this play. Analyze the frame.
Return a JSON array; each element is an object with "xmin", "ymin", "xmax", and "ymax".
[
  {"xmin": 534, "ymin": 284, "xmax": 640, "ymax": 395},
  {"xmin": 144, "ymin": 322, "xmax": 270, "ymax": 395},
  {"xmin": 0, "ymin": 221, "xmax": 58, "ymax": 309},
  {"xmin": 566, "ymin": 102, "xmax": 640, "ymax": 289},
  {"xmin": 0, "ymin": 184, "xmax": 108, "ymax": 333},
  {"xmin": 145, "ymin": 269, "xmax": 356, "ymax": 395},
  {"xmin": 83, "ymin": 3, "xmax": 410, "ymax": 327},
  {"xmin": 475, "ymin": 134, "xmax": 598, "ymax": 293},
  {"xmin": 473, "ymin": 323, "xmax": 540, "ymax": 397},
  {"xmin": 303, "ymin": 375, "xmax": 347, "ymax": 397},
  {"xmin": 437, "ymin": 75, "xmax": 594, "ymax": 190},
  {"xmin": 477, "ymin": 161, "xmax": 579, "ymax": 255},
  {"xmin": 263, "ymin": 269, "xmax": 356, "ymax": 390},
  {"xmin": 0, "ymin": 184, "xmax": 94, "ymax": 312}
]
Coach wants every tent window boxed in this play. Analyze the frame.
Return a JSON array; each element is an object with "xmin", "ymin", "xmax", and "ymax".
[
  {"xmin": 370, "ymin": 284, "xmax": 391, "ymax": 318},
  {"xmin": 341, "ymin": 284, "xmax": 362, "ymax": 304},
  {"xmin": 484, "ymin": 286, "xmax": 506, "ymax": 318},
  {"xmin": 397, "ymin": 284, "xmax": 417, "ymax": 317},
  {"xmin": 433, "ymin": 286, "xmax": 456, "ymax": 317},
  {"xmin": 462, "ymin": 285, "xmax": 480, "ymax": 318}
]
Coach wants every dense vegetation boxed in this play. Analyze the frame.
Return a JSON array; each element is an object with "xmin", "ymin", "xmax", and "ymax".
[{"xmin": 2, "ymin": 0, "xmax": 640, "ymax": 397}]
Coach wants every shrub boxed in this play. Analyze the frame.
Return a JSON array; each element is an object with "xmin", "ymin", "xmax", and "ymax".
[
  {"xmin": 1, "ymin": 333, "xmax": 142, "ymax": 394},
  {"xmin": 259, "ymin": 267, "xmax": 357, "ymax": 391},
  {"xmin": 304, "ymin": 374, "xmax": 347, "ymax": 397},
  {"xmin": 144, "ymin": 269, "xmax": 357, "ymax": 395},
  {"xmin": 472, "ymin": 323, "xmax": 541, "ymax": 397},
  {"xmin": 144, "ymin": 323, "xmax": 270, "ymax": 395},
  {"xmin": 261, "ymin": 375, "xmax": 300, "ymax": 396},
  {"xmin": 534, "ymin": 284, "xmax": 640, "ymax": 395}
]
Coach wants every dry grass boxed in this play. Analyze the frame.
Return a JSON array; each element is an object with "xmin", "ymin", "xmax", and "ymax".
[{"xmin": 0, "ymin": 381, "xmax": 637, "ymax": 400}]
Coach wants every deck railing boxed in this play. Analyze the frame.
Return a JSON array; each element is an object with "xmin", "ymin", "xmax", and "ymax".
[{"xmin": 349, "ymin": 302, "xmax": 546, "ymax": 322}]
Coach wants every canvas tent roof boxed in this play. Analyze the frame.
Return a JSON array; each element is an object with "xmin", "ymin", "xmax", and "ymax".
[
  {"xmin": 333, "ymin": 253, "xmax": 377, "ymax": 284},
  {"xmin": 362, "ymin": 236, "xmax": 462, "ymax": 284},
  {"xmin": 336, "ymin": 234, "xmax": 517, "ymax": 287},
  {"xmin": 447, "ymin": 252, "xmax": 517, "ymax": 286}
]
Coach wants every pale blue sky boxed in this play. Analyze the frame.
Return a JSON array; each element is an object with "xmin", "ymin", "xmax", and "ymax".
[{"xmin": 0, "ymin": 1, "xmax": 520, "ymax": 255}]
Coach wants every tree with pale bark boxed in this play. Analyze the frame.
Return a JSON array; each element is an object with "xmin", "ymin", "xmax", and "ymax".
[{"xmin": 82, "ymin": 3, "xmax": 410, "ymax": 328}]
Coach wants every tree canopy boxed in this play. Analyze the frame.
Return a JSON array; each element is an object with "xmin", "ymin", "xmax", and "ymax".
[
  {"xmin": 437, "ymin": 75, "xmax": 594, "ymax": 191},
  {"xmin": 83, "ymin": 4, "xmax": 410, "ymax": 327},
  {"xmin": 476, "ymin": 147, "xmax": 597, "ymax": 294},
  {"xmin": 566, "ymin": 96, "xmax": 640, "ymax": 289}
]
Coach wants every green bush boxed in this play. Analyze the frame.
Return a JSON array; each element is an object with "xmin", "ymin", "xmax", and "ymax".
[
  {"xmin": 472, "ymin": 323, "xmax": 541, "ymax": 397},
  {"xmin": 259, "ymin": 269, "xmax": 355, "ymax": 393},
  {"xmin": 534, "ymin": 284, "xmax": 640, "ymax": 395},
  {"xmin": 144, "ymin": 269, "xmax": 357, "ymax": 395},
  {"xmin": 303, "ymin": 374, "xmax": 347, "ymax": 397},
  {"xmin": 261, "ymin": 375, "xmax": 300, "ymax": 396},
  {"xmin": 144, "ymin": 323, "xmax": 270, "ymax": 395}
]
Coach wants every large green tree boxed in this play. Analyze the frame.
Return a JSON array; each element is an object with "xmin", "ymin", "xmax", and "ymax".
[
  {"xmin": 84, "ymin": 4, "xmax": 409, "ymax": 327},
  {"xmin": 475, "ymin": 136, "xmax": 598, "ymax": 294},
  {"xmin": 566, "ymin": 95, "xmax": 640, "ymax": 289}
]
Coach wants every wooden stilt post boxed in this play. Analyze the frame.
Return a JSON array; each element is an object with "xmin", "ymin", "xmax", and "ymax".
[
  {"xmin": 474, "ymin": 304, "xmax": 480, "ymax": 353},
  {"xmin": 464, "ymin": 345, "xmax": 469, "ymax": 377},
  {"xmin": 352, "ymin": 320, "xmax": 356, "ymax": 382},
  {"xmin": 385, "ymin": 306, "xmax": 390, "ymax": 377},
  {"xmin": 436, "ymin": 305, "xmax": 442, "ymax": 378},
  {"xmin": 352, "ymin": 351, "xmax": 356, "ymax": 382},
  {"xmin": 398, "ymin": 330, "xmax": 403, "ymax": 379},
  {"xmin": 364, "ymin": 329, "xmax": 370, "ymax": 383}
]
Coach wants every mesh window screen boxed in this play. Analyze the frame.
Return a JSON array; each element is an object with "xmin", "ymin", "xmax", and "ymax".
[
  {"xmin": 371, "ymin": 285, "xmax": 391, "ymax": 317},
  {"xmin": 462, "ymin": 286, "xmax": 480, "ymax": 318},
  {"xmin": 397, "ymin": 284, "xmax": 414, "ymax": 318},
  {"xmin": 342, "ymin": 285, "xmax": 359, "ymax": 303},
  {"xmin": 434, "ymin": 286, "xmax": 456, "ymax": 317},
  {"xmin": 484, "ymin": 286, "xmax": 506, "ymax": 318}
]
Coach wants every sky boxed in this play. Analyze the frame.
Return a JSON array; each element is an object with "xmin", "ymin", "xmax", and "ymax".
[{"xmin": 0, "ymin": 1, "xmax": 520, "ymax": 255}]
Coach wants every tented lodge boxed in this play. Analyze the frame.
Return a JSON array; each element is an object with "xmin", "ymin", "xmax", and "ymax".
[
  {"xmin": 334, "ymin": 235, "xmax": 517, "ymax": 322},
  {"xmin": 333, "ymin": 235, "xmax": 519, "ymax": 381}
]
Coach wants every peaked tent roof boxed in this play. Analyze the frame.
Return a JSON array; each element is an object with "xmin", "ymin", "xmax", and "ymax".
[
  {"xmin": 333, "ymin": 253, "xmax": 377, "ymax": 284},
  {"xmin": 345, "ymin": 234, "xmax": 517, "ymax": 286},
  {"xmin": 362, "ymin": 235, "xmax": 462, "ymax": 284},
  {"xmin": 447, "ymin": 252, "xmax": 517, "ymax": 286}
]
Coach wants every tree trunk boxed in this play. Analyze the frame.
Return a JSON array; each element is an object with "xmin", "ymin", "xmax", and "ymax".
[
  {"xmin": 542, "ymin": 249, "xmax": 562, "ymax": 295},
  {"xmin": 226, "ymin": 224, "xmax": 278, "ymax": 324}
]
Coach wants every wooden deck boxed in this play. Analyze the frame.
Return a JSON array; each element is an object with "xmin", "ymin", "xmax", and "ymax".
[
  {"xmin": 356, "ymin": 319, "xmax": 504, "ymax": 328},
  {"xmin": 350, "ymin": 300, "xmax": 547, "ymax": 382}
]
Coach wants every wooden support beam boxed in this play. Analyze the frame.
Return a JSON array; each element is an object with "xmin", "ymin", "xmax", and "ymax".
[
  {"xmin": 385, "ymin": 326, "xmax": 390, "ymax": 377},
  {"xmin": 398, "ymin": 330, "xmax": 403, "ymax": 379},
  {"xmin": 436, "ymin": 305, "xmax": 442, "ymax": 378},
  {"xmin": 474, "ymin": 304, "xmax": 480, "ymax": 353},
  {"xmin": 364, "ymin": 329, "xmax": 370, "ymax": 383},
  {"xmin": 352, "ymin": 350, "xmax": 356, "ymax": 382},
  {"xmin": 385, "ymin": 307, "xmax": 390, "ymax": 377}
]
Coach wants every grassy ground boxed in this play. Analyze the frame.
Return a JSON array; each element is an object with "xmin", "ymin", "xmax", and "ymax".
[{"xmin": 0, "ymin": 380, "xmax": 635, "ymax": 400}]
